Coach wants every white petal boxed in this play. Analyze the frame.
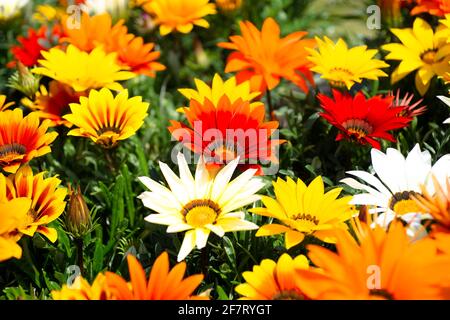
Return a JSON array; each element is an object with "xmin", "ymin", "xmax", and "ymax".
[
  {"xmin": 195, "ymin": 228, "xmax": 210, "ymax": 249},
  {"xmin": 166, "ymin": 223, "xmax": 193, "ymax": 233},
  {"xmin": 206, "ymin": 224, "xmax": 225, "ymax": 237},
  {"xmin": 345, "ymin": 171, "xmax": 391, "ymax": 196},
  {"xmin": 217, "ymin": 168, "xmax": 258, "ymax": 205},
  {"xmin": 429, "ymin": 154, "xmax": 450, "ymax": 192},
  {"xmin": 138, "ymin": 191, "xmax": 182, "ymax": 214},
  {"xmin": 217, "ymin": 217, "xmax": 259, "ymax": 232},
  {"xmin": 221, "ymin": 195, "xmax": 261, "ymax": 214},
  {"xmin": 145, "ymin": 213, "xmax": 183, "ymax": 226},
  {"xmin": 350, "ymin": 193, "xmax": 388, "ymax": 208},
  {"xmin": 210, "ymin": 158, "xmax": 239, "ymax": 202},
  {"xmin": 194, "ymin": 156, "xmax": 212, "ymax": 199},
  {"xmin": 371, "ymin": 148, "xmax": 402, "ymax": 194},
  {"xmin": 177, "ymin": 152, "xmax": 195, "ymax": 192},
  {"xmin": 138, "ymin": 177, "xmax": 182, "ymax": 207},
  {"xmin": 178, "ymin": 230, "xmax": 196, "ymax": 262},
  {"xmin": 341, "ymin": 177, "xmax": 390, "ymax": 203},
  {"xmin": 374, "ymin": 211, "xmax": 395, "ymax": 229},
  {"xmin": 159, "ymin": 161, "xmax": 191, "ymax": 204},
  {"xmin": 405, "ymin": 144, "xmax": 431, "ymax": 191}
]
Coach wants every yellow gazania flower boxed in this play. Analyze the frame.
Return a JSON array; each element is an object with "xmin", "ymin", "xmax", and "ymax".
[
  {"xmin": 143, "ymin": 0, "xmax": 217, "ymax": 36},
  {"xmin": 1, "ymin": 165, "xmax": 67, "ymax": 243},
  {"xmin": 307, "ymin": 36, "xmax": 388, "ymax": 89},
  {"xmin": 0, "ymin": 109, "xmax": 58, "ymax": 174},
  {"xmin": 178, "ymin": 73, "xmax": 262, "ymax": 111},
  {"xmin": 0, "ymin": 95, "xmax": 14, "ymax": 111},
  {"xmin": 138, "ymin": 153, "xmax": 264, "ymax": 261},
  {"xmin": 52, "ymin": 274, "xmax": 110, "ymax": 300},
  {"xmin": 382, "ymin": 18, "xmax": 450, "ymax": 96},
  {"xmin": 0, "ymin": 198, "xmax": 32, "ymax": 262},
  {"xmin": 63, "ymin": 88, "xmax": 149, "ymax": 149},
  {"xmin": 32, "ymin": 4, "xmax": 64, "ymax": 23},
  {"xmin": 235, "ymin": 253, "xmax": 309, "ymax": 300},
  {"xmin": 32, "ymin": 45, "xmax": 136, "ymax": 92},
  {"xmin": 250, "ymin": 176, "xmax": 354, "ymax": 249}
]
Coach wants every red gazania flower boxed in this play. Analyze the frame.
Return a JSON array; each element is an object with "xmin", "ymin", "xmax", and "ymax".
[
  {"xmin": 169, "ymin": 96, "xmax": 284, "ymax": 175},
  {"xmin": 9, "ymin": 24, "xmax": 64, "ymax": 68},
  {"xmin": 318, "ymin": 90, "xmax": 412, "ymax": 149},
  {"xmin": 218, "ymin": 18, "xmax": 316, "ymax": 94},
  {"xmin": 388, "ymin": 89, "xmax": 427, "ymax": 118}
]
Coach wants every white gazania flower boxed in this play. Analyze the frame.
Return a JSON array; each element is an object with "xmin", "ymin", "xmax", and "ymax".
[
  {"xmin": 438, "ymin": 96, "xmax": 450, "ymax": 124},
  {"xmin": 341, "ymin": 144, "xmax": 450, "ymax": 238},
  {"xmin": 84, "ymin": 0, "xmax": 130, "ymax": 21},
  {"xmin": 138, "ymin": 153, "xmax": 265, "ymax": 261},
  {"xmin": 0, "ymin": 0, "xmax": 29, "ymax": 21}
]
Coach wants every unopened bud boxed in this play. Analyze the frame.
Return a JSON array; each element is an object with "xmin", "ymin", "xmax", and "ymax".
[
  {"xmin": 7, "ymin": 62, "xmax": 41, "ymax": 98},
  {"xmin": 65, "ymin": 184, "xmax": 92, "ymax": 238}
]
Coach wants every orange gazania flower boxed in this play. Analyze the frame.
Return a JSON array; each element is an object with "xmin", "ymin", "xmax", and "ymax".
[
  {"xmin": 295, "ymin": 220, "xmax": 450, "ymax": 299},
  {"xmin": 0, "ymin": 109, "xmax": 58, "ymax": 174},
  {"xmin": 22, "ymin": 81, "xmax": 84, "ymax": 126},
  {"xmin": 1, "ymin": 165, "xmax": 67, "ymax": 243},
  {"xmin": 169, "ymin": 96, "xmax": 284, "ymax": 175},
  {"xmin": 218, "ymin": 17, "xmax": 316, "ymax": 94},
  {"xmin": 105, "ymin": 252, "xmax": 205, "ymax": 300},
  {"xmin": 52, "ymin": 274, "xmax": 110, "ymax": 300},
  {"xmin": 411, "ymin": 0, "xmax": 450, "ymax": 17},
  {"xmin": 413, "ymin": 176, "xmax": 450, "ymax": 255}
]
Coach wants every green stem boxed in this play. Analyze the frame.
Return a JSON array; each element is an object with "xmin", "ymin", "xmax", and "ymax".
[
  {"xmin": 266, "ymin": 89, "xmax": 274, "ymax": 120},
  {"xmin": 75, "ymin": 238, "xmax": 84, "ymax": 276}
]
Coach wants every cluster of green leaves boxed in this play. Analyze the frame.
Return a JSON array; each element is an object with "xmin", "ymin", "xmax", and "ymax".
[{"xmin": 0, "ymin": 0, "xmax": 449, "ymax": 300}]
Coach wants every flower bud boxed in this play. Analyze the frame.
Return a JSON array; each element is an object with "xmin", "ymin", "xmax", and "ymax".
[{"xmin": 65, "ymin": 184, "xmax": 92, "ymax": 238}]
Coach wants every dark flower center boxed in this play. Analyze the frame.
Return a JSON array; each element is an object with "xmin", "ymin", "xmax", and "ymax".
[
  {"xmin": 369, "ymin": 289, "xmax": 394, "ymax": 300},
  {"xmin": 0, "ymin": 143, "xmax": 27, "ymax": 163},
  {"xmin": 342, "ymin": 119, "xmax": 373, "ymax": 139},
  {"xmin": 388, "ymin": 190, "xmax": 422, "ymax": 215},
  {"xmin": 181, "ymin": 199, "xmax": 221, "ymax": 227}
]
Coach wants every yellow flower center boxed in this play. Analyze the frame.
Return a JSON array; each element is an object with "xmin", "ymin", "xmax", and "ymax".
[
  {"xmin": 421, "ymin": 50, "xmax": 437, "ymax": 65},
  {"xmin": 96, "ymin": 126, "xmax": 121, "ymax": 149},
  {"xmin": 182, "ymin": 199, "xmax": 221, "ymax": 228},
  {"xmin": 290, "ymin": 213, "xmax": 319, "ymax": 232},
  {"xmin": 272, "ymin": 290, "xmax": 304, "ymax": 300},
  {"xmin": 369, "ymin": 289, "xmax": 394, "ymax": 300},
  {"xmin": 205, "ymin": 139, "xmax": 244, "ymax": 164},
  {"xmin": 389, "ymin": 191, "xmax": 422, "ymax": 215},
  {"xmin": 342, "ymin": 119, "xmax": 373, "ymax": 140},
  {"xmin": 0, "ymin": 143, "xmax": 26, "ymax": 164},
  {"xmin": 329, "ymin": 67, "xmax": 355, "ymax": 87}
]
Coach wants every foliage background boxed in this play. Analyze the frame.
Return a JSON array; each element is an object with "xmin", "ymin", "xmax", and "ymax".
[{"xmin": 0, "ymin": 0, "xmax": 449, "ymax": 300}]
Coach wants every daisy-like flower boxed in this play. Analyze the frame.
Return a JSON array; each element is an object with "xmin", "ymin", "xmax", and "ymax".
[
  {"xmin": 215, "ymin": 0, "xmax": 242, "ymax": 12},
  {"xmin": 143, "ymin": 0, "xmax": 217, "ymax": 36},
  {"xmin": 22, "ymin": 81, "xmax": 83, "ymax": 126},
  {"xmin": 438, "ymin": 96, "xmax": 450, "ymax": 124},
  {"xmin": 318, "ymin": 90, "xmax": 412, "ymax": 150},
  {"xmin": 0, "ymin": 0, "xmax": 29, "ymax": 21},
  {"xmin": 178, "ymin": 74, "xmax": 262, "ymax": 110},
  {"xmin": 32, "ymin": 45, "xmax": 136, "ymax": 92},
  {"xmin": 235, "ymin": 253, "xmax": 309, "ymax": 300},
  {"xmin": 250, "ymin": 176, "xmax": 354, "ymax": 249},
  {"xmin": 169, "ymin": 96, "xmax": 283, "ymax": 175},
  {"xmin": 341, "ymin": 144, "xmax": 450, "ymax": 238},
  {"xmin": 138, "ymin": 153, "xmax": 264, "ymax": 261},
  {"xmin": 388, "ymin": 89, "xmax": 427, "ymax": 118},
  {"xmin": 63, "ymin": 88, "xmax": 149, "ymax": 148},
  {"xmin": 1, "ymin": 165, "xmax": 67, "ymax": 243},
  {"xmin": 105, "ymin": 252, "xmax": 205, "ymax": 299},
  {"xmin": 411, "ymin": 0, "xmax": 450, "ymax": 17},
  {"xmin": 307, "ymin": 36, "xmax": 388, "ymax": 89},
  {"xmin": 52, "ymin": 274, "xmax": 110, "ymax": 300},
  {"xmin": 382, "ymin": 18, "xmax": 450, "ymax": 96},
  {"xmin": 295, "ymin": 220, "xmax": 450, "ymax": 299},
  {"xmin": 0, "ymin": 198, "xmax": 31, "ymax": 262},
  {"xmin": 413, "ymin": 176, "xmax": 450, "ymax": 254},
  {"xmin": 9, "ymin": 24, "xmax": 64, "ymax": 68},
  {"xmin": 0, "ymin": 95, "xmax": 14, "ymax": 111},
  {"xmin": 218, "ymin": 18, "xmax": 316, "ymax": 93},
  {"xmin": 0, "ymin": 109, "xmax": 58, "ymax": 174}
]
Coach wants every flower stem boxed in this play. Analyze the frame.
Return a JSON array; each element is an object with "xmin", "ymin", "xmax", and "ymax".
[
  {"xmin": 266, "ymin": 89, "xmax": 275, "ymax": 120},
  {"xmin": 75, "ymin": 238, "xmax": 84, "ymax": 276}
]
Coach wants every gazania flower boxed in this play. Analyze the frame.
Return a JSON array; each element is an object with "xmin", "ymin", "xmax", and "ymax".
[
  {"xmin": 250, "ymin": 176, "xmax": 354, "ymax": 249},
  {"xmin": 215, "ymin": 0, "xmax": 242, "ymax": 12},
  {"xmin": 218, "ymin": 18, "xmax": 316, "ymax": 93},
  {"xmin": 9, "ymin": 24, "xmax": 64, "ymax": 68},
  {"xmin": 413, "ymin": 176, "xmax": 450, "ymax": 254},
  {"xmin": 143, "ymin": 0, "xmax": 216, "ymax": 36},
  {"xmin": 169, "ymin": 96, "xmax": 283, "ymax": 175},
  {"xmin": 138, "ymin": 153, "xmax": 264, "ymax": 261},
  {"xmin": 0, "ymin": 198, "xmax": 31, "ymax": 262},
  {"xmin": 295, "ymin": 221, "xmax": 450, "ymax": 299},
  {"xmin": 178, "ymin": 74, "xmax": 262, "ymax": 110},
  {"xmin": 0, "ymin": 95, "xmax": 14, "ymax": 111},
  {"xmin": 52, "ymin": 274, "xmax": 110, "ymax": 300},
  {"xmin": 438, "ymin": 96, "xmax": 450, "ymax": 124},
  {"xmin": 388, "ymin": 89, "xmax": 427, "ymax": 118},
  {"xmin": 235, "ymin": 253, "xmax": 309, "ymax": 300},
  {"xmin": 84, "ymin": 0, "xmax": 130, "ymax": 22},
  {"xmin": 411, "ymin": 0, "xmax": 450, "ymax": 17},
  {"xmin": 341, "ymin": 144, "xmax": 450, "ymax": 238},
  {"xmin": 22, "ymin": 81, "xmax": 84, "ymax": 126},
  {"xmin": 105, "ymin": 21, "xmax": 166, "ymax": 77},
  {"xmin": 1, "ymin": 165, "xmax": 67, "ymax": 243},
  {"xmin": 307, "ymin": 36, "xmax": 388, "ymax": 89},
  {"xmin": 32, "ymin": 45, "xmax": 136, "ymax": 92},
  {"xmin": 105, "ymin": 252, "xmax": 205, "ymax": 299},
  {"xmin": 63, "ymin": 88, "xmax": 149, "ymax": 148},
  {"xmin": 382, "ymin": 18, "xmax": 450, "ymax": 96},
  {"xmin": 0, "ymin": 109, "xmax": 58, "ymax": 174},
  {"xmin": 32, "ymin": 4, "xmax": 64, "ymax": 23},
  {"xmin": 0, "ymin": 0, "xmax": 29, "ymax": 21},
  {"xmin": 318, "ymin": 90, "xmax": 412, "ymax": 149}
]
